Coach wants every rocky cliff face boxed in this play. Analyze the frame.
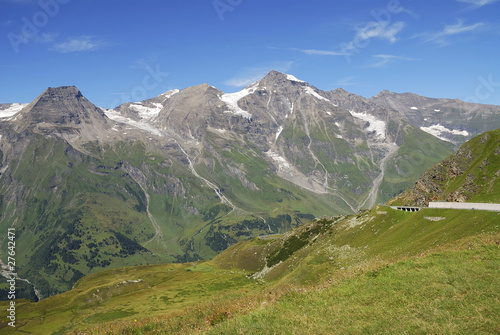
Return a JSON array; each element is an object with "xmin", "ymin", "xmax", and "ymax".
[
  {"xmin": 14, "ymin": 86, "xmax": 107, "ymax": 126},
  {"xmin": 388, "ymin": 129, "xmax": 500, "ymax": 206}
]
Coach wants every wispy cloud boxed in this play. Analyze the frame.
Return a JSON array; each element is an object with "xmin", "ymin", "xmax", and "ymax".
[
  {"xmin": 51, "ymin": 36, "xmax": 105, "ymax": 53},
  {"xmin": 356, "ymin": 21, "xmax": 406, "ymax": 43},
  {"xmin": 417, "ymin": 19, "xmax": 487, "ymax": 45},
  {"xmin": 334, "ymin": 76, "xmax": 358, "ymax": 87},
  {"xmin": 224, "ymin": 61, "xmax": 294, "ymax": 87},
  {"xmin": 341, "ymin": 21, "xmax": 406, "ymax": 55},
  {"xmin": 457, "ymin": 0, "xmax": 499, "ymax": 8},
  {"xmin": 369, "ymin": 54, "xmax": 419, "ymax": 68},
  {"xmin": 290, "ymin": 48, "xmax": 351, "ymax": 56}
]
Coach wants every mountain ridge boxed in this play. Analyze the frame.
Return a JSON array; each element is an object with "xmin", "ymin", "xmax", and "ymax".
[{"xmin": 0, "ymin": 71, "xmax": 498, "ymax": 299}]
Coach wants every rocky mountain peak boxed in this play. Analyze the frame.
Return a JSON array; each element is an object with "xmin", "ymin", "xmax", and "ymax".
[
  {"xmin": 15, "ymin": 85, "xmax": 107, "ymax": 127},
  {"xmin": 7, "ymin": 86, "xmax": 114, "ymax": 146},
  {"xmin": 372, "ymin": 90, "xmax": 392, "ymax": 98},
  {"xmin": 177, "ymin": 83, "xmax": 222, "ymax": 97},
  {"xmin": 257, "ymin": 71, "xmax": 307, "ymax": 89}
]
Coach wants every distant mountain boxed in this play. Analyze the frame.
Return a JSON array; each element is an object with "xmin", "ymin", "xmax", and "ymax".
[
  {"xmin": 388, "ymin": 128, "xmax": 500, "ymax": 206},
  {"xmin": 370, "ymin": 91, "xmax": 500, "ymax": 145},
  {"xmin": 2, "ymin": 71, "xmax": 497, "ymax": 299}
]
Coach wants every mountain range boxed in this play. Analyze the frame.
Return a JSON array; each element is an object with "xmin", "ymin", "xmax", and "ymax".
[{"xmin": 1, "ymin": 71, "xmax": 499, "ymax": 298}]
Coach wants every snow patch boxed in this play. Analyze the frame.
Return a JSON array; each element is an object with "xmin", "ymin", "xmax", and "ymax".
[
  {"xmin": 420, "ymin": 124, "xmax": 469, "ymax": 142},
  {"xmin": 411, "ymin": 106, "xmax": 418, "ymax": 110},
  {"xmin": 304, "ymin": 87, "xmax": 330, "ymax": 102},
  {"xmin": 103, "ymin": 108, "xmax": 163, "ymax": 136},
  {"xmin": 161, "ymin": 89, "xmax": 179, "ymax": 98},
  {"xmin": 335, "ymin": 134, "xmax": 343, "ymax": 139},
  {"xmin": 349, "ymin": 111, "xmax": 386, "ymax": 140},
  {"xmin": 286, "ymin": 74, "xmax": 305, "ymax": 83},
  {"xmin": 326, "ymin": 111, "xmax": 331, "ymax": 116},
  {"xmin": 335, "ymin": 122, "xmax": 341, "ymax": 128},
  {"xmin": 0, "ymin": 103, "xmax": 27, "ymax": 118},
  {"xmin": 129, "ymin": 103, "xmax": 162, "ymax": 119},
  {"xmin": 424, "ymin": 118, "xmax": 428, "ymax": 121},
  {"xmin": 434, "ymin": 109, "xmax": 440, "ymax": 112},
  {"xmin": 275, "ymin": 126, "xmax": 283, "ymax": 140},
  {"xmin": 220, "ymin": 85, "xmax": 256, "ymax": 119}
]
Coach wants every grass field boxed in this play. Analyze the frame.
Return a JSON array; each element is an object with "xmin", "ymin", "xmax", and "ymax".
[
  {"xmin": 1, "ymin": 206, "xmax": 498, "ymax": 334},
  {"xmin": 212, "ymin": 235, "xmax": 500, "ymax": 335}
]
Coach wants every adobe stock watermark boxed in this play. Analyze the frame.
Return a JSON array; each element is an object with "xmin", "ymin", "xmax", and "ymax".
[
  {"xmin": 7, "ymin": 0, "xmax": 70, "ymax": 54},
  {"xmin": 464, "ymin": 74, "xmax": 500, "ymax": 104},
  {"xmin": 110, "ymin": 64, "xmax": 169, "ymax": 108},
  {"xmin": 213, "ymin": 0, "xmax": 243, "ymax": 21},
  {"xmin": 339, "ymin": 0, "xmax": 406, "ymax": 63}
]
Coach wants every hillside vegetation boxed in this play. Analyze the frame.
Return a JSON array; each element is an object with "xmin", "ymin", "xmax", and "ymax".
[
  {"xmin": 1, "ymin": 205, "xmax": 498, "ymax": 334},
  {"xmin": 389, "ymin": 128, "xmax": 500, "ymax": 206}
]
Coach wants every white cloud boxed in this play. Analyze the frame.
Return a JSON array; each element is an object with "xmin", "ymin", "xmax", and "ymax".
[
  {"xmin": 418, "ymin": 19, "xmax": 487, "ymax": 45},
  {"xmin": 52, "ymin": 36, "xmax": 105, "ymax": 53},
  {"xmin": 224, "ymin": 61, "xmax": 294, "ymax": 87},
  {"xmin": 356, "ymin": 21, "xmax": 406, "ymax": 44},
  {"xmin": 369, "ymin": 54, "xmax": 419, "ymax": 68},
  {"xmin": 340, "ymin": 21, "xmax": 406, "ymax": 55},
  {"xmin": 291, "ymin": 48, "xmax": 351, "ymax": 56},
  {"xmin": 444, "ymin": 20, "xmax": 485, "ymax": 34},
  {"xmin": 457, "ymin": 0, "xmax": 499, "ymax": 8}
]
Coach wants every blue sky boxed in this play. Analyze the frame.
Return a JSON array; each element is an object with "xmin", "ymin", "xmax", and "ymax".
[{"xmin": 1, "ymin": 0, "xmax": 499, "ymax": 108}]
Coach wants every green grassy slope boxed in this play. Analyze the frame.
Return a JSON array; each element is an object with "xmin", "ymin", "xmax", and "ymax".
[
  {"xmin": 1, "ymin": 205, "xmax": 498, "ymax": 334},
  {"xmin": 214, "ymin": 206, "xmax": 500, "ymax": 286},
  {"xmin": 213, "ymin": 239, "xmax": 499, "ymax": 335},
  {"xmin": 0, "ymin": 136, "xmax": 161, "ymax": 298}
]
